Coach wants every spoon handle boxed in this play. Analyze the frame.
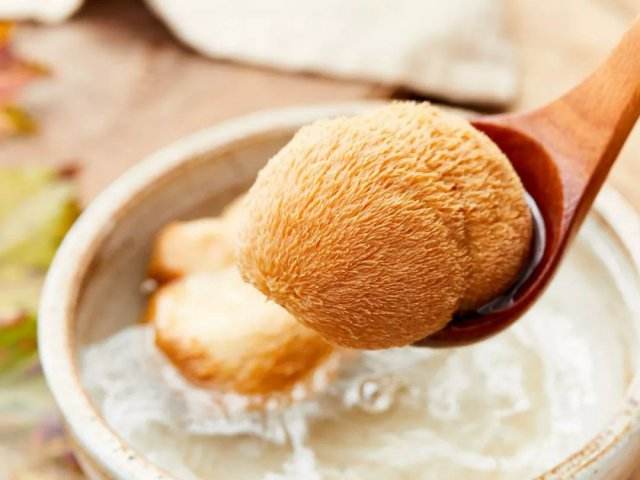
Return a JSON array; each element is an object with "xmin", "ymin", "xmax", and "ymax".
[{"xmin": 518, "ymin": 16, "xmax": 640, "ymax": 227}]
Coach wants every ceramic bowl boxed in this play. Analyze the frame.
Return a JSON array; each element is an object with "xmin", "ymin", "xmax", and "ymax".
[{"xmin": 39, "ymin": 103, "xmax": 640, "ymax": 479}]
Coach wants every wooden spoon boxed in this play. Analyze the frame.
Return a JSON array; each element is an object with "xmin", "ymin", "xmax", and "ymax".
[{"xmin": 417, "ymin": 16, "xmax": 640, "ymax": 348}]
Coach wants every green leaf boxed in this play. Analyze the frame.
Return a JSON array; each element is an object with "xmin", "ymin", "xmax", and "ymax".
[
  {"xmin": 0, "ymin": 168, "xmax": 79, "ymax": 269},
  {"xmin": 0, "ymin": 167, "xmax": 79, "ymax": 375},
  {"xmin": 0, "ymin": 265, "xmax": 41, "ymax": 322},
  {"xmin": 0, "ymin": 167, "xmax": 55, "ymax": 220}
]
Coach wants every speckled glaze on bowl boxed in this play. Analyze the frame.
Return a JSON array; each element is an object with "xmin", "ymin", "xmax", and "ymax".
[{"xmin": 39, "ymin": 103, "xmax": 640, "ymax": 480}]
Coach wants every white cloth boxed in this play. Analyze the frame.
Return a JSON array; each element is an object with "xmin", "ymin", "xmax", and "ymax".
[
  {"xmin": 1, "ymin": 0, "xmax": 516, "ymax": 106},
  {"xmin": 145, "ymin": 0, "xmax": 516, "ymax": 106},
  {"xmin": 0, "ymin": 0, "xmax": 82, "ymax": 23}
]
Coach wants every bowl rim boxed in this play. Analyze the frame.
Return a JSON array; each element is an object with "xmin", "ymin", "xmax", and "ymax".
[{"xmin": 38, "ymin": 102, "xmax": 640, "ymax": 480}]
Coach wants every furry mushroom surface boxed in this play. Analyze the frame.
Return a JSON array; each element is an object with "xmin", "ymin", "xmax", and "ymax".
[
  {"xmin": 149, "ymin": 267, "xmax": 334, "ymax": 395},
  {"xmin": 146, "ymin": 193, "xmax": 335, "ymax": 396},
  {"xmin": 147, "ymin": 195, "xmax": 246, "ymax": 283},
  {"xmin": 237, "ymin": 102, "xmax": 532, "ymax": 349},
  {"xmin": 148, "ymin": 218, "xmax": 235, "ymax": 282}
]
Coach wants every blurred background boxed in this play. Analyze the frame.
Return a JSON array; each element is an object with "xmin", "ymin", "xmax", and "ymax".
[{"xmin": 0, "ymin": 0, "xmax": 639, "ymax": 478}]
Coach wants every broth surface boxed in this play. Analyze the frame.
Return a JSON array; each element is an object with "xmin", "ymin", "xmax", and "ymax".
[{"xmin": 82, "ymin": 217, "xmax": 633, "ymax": 479}]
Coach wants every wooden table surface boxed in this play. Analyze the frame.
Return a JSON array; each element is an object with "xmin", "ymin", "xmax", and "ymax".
[
  {"xmin": 1, "ymin": 0, "xmax": 639, "ymax": 206},
  {"xmin": 1, "ymin": 0, "xmax": 639, "ymax": 207},
  {"xmin": 1, "ymin": 0, "xmax": 639, "ymax": 477}
]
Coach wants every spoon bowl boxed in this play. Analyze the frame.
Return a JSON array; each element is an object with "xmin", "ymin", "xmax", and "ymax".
[
  {"xmin": 417, "ymin": 126, "xmax": 559, "ymax": 346},
  {"xmin": 418, "ymin": 16, "xmax": 640, "ymax": 347}
]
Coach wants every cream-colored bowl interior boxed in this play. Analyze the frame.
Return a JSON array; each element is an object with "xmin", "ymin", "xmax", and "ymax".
[{"xmin": 39, "ymin": 104, "xmax": 640, "ymax": 480}]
